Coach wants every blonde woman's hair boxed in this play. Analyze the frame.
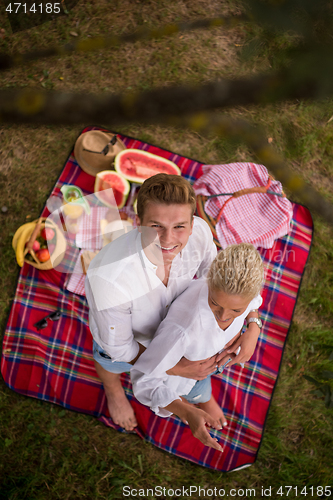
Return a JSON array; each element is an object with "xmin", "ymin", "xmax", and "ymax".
[{"xmin": 207, "ymin": 243, "xmax": 263, "ymax": 299}]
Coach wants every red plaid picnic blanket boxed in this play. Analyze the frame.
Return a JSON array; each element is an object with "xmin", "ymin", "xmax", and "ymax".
[{"xmin": 1, "ymin": 126, "xmax": 313, "ymax": 472}]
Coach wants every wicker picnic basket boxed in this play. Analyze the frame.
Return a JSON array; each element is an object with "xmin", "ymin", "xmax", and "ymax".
[
  {"xmin": 24, "ymin": 217, "xmax": 67, "ymax": 270},
  {"xmin": 195, "ymin": 174, "xmax": 286, "ymax": 249}
]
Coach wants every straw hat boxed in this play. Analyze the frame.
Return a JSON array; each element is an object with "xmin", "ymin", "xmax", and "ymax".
[{"xmin": 74, "ymin": 130, "xmax": 126, "ymax": 177}]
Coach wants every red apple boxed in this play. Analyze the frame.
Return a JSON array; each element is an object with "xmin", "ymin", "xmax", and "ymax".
[
  {"xmin": 36, "ymin": 248, "xmax": 50, "ymax": 263},
  {"xmin": 41, "ymin": 227, "xmax": 55, "ymax": 241},
  {"xmin": 32, "ymin": 240, "xmax": 40, "ymax": 252},
  {"xmin": 25, "ymin": 240, "xmax": 40, "ymax": 251}
]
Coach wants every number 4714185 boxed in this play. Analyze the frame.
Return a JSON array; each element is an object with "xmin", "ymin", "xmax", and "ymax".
[
  {"xmin": 276, "ymin": 486, "xmax": 331, "ymax": 496},
  {"xmin": 6, "ymin": 3, "xmax": 61, "ymax": 13}
]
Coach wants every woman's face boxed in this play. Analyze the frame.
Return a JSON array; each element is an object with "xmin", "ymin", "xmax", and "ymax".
[{"xmin": 208, "ymin": 287, "xmax": 251, "ymax": 328}]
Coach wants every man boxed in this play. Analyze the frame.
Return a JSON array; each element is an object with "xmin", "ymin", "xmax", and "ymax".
[{"xmin": 85, "ymin": 173, "xmax": 218, "ymax": 431}]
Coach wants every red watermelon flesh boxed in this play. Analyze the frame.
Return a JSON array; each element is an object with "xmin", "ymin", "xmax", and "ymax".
[
  {"xmin": 123, "ymin": 158, "xmax": 161, "ymax": 178},
  {"xmin": 94, "ymin": 171, "xmax": 130, "ymax": 208},
  {"xmin": 115, "ymin": 149, "xmax": 180, "ymax": 183}
]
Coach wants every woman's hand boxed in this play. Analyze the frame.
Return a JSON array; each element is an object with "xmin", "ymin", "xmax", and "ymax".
[
  {"xmin": 166, "ymin": 399, "xmax": 224, "ymax": 452},
  {"xmin": 183, "ymin": 406, "xmax": 224, "ymax": 452},
  {"xmin": 222, "ymin": 324, "xmax": 260, "ymax": 368}
]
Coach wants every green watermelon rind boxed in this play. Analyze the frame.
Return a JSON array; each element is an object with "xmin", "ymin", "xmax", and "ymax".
[
  {"xmin": 94, "ymin": 170, "xmax": 130, "ymax": 209},
  {"xmin": 114, "ymin": 149, "xmax": 181, "ymax": 184}
]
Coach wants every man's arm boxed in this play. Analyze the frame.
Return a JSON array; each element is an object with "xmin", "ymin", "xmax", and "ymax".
[
  {"xmin": 166, "ymin": 355, "xmax": 219, "ymax": 380},
  {"xmin": 131, "ymin": 326, "xmax": 198, "ymax": 417},
  {"xmin": 85, "ymin": 274, "xmax": 139, "ymax": 363},
  {"xmin": 86, "ymin": 274, "xmax": 215, "ymax": 372},
  {"xmin": 130, "ymin": 345, "xmax": 219, "ymax": 379}
]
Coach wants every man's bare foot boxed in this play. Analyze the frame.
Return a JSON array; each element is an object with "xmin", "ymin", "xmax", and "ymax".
[
  {"xmin": 198, "ymin": 396, "xmax": 227, "ymax": 428},
  {"xmin": 105, "ymin": 382, "xmax": 138, "ymax": 431},
  {"xmin": 94, "ymin": 361, "xmax": 137, "ymax": 431}
]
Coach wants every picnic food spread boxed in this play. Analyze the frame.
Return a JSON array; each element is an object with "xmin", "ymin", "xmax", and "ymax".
[
  {"xmin": 12, "ymin": 221, "xmax": 36, "ymax": 267},
  {"xmin": 94, "ymin": 170, "xmax": 130, "ymax": 208},
  {"xmin": 114, "ymin": 149, "xmax": 181, "ymax": 183},
  {"xmin": 61, "ymin": 185, "xmax": 90, "ymax": 217},
  {"xmin": 12, "ymin": 134, "xmax": 186, "ymax": 273},
  {"xmin": 12, "ymin": 142, "xmax": 294, "ymax": 273},
  {"xmin": 12, "ymin": 217, "xmax": 66, "ymax": 269},
  {"xmin": 100, "ymin": 218, "xmax": 133, "ymax": 247}
]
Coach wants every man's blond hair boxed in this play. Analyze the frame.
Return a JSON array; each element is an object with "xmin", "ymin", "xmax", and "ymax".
[
  {"xmin": 137, "ymin": 173, "xmax": 196, "ymax": 220},
  {"xmin": 207, "ymin": 243, "xmax": 264, "ymax": 299}
]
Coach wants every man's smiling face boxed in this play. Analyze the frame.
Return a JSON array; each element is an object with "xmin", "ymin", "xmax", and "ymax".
[{"xmin": 136, "ymin": 202, "xmax": 194, "ymax": 265}]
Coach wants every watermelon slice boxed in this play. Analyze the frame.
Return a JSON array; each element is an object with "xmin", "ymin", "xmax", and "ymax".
[
  {"xmin": 94, "ymin": 171, "xmax": 130, "ymax": 208},
  {"xmin": 115, "ymin": 149, "xmax": 181, "ymax": 184}
]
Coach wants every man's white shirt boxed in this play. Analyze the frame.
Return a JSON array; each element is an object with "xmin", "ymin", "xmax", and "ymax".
[
  {"xmin": 131, "ymin": 279, "xmax": 263, "ymax": 417},
  {"xmin": 85, "ymin": 216, "xmax": 217, "ymax": 362}
]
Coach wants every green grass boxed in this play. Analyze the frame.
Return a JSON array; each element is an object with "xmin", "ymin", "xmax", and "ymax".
[{"xmin": 1, "ymin": 0, "xmax": 333, "ymax": 498}]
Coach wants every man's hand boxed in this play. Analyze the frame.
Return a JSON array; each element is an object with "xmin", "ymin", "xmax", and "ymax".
[
  {"xmin": 220, "ymin": 324, "xmax": 260, "ymax": 368},
  {"xmin": 167, "ymin": 355, "xmax": 218, "ymax": 380}
]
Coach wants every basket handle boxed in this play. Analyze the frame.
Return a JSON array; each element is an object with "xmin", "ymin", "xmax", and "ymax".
[
  {"xmin": 26, "ymin": 217, "xmax": 43, "ymax": 251},
  {"xmin": 216, "ymin": 176, "xmax": 273, "ymax": 222},
  {"xmin": 25, "ymin": 216, "xmax": 58, "ymax": 260}
]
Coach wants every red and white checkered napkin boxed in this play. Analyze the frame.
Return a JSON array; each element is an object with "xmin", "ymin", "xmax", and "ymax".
[
  {"xmin": 67, "ymin": 206, "xmax": 137, "ymax": 296},
  {"xmin": 65, "ymin": 207, "xmax": 106, "ymax": 296},
  {"xmin": 66, "ymin": 251, "xmax": 86, "ymax": 296},
  {"xmin": 193, "ymin": 162, "xmax": 294, "ymax": 249},
  {"xmin": 66, "ymin": 207, "xmax": 108, "ymax": 296},
  {"xmin": 75, "ymin": 206, "xmax": 109, "ymax": 250}
]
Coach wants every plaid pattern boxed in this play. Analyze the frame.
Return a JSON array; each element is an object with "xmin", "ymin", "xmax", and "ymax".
[
  {"xmin": 75, "ymin": 206, "xmax": 109, "ymax": 250},
  {"xmin": 193, "ymin": 162, "xmax": 294, "ymax": 249},
  {"xmin": 67, "ymin": 205, "xmax": 137, "ymax": 296},
  {"xmin": 66, "ymin": 250, "xmax": 86, "ymax": 296},
  {"xmin": 1, "ymin": 126, "xmax": 313, "ymax": 472}
]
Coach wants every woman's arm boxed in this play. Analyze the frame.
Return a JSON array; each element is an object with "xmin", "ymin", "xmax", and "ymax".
[
  {"xmin": 220, "ymin": 309, "xmax": 261, "ymax": 368},
  {"xmin": 165, "ymin": 399, "xmax": 223, "ymax": 452}
]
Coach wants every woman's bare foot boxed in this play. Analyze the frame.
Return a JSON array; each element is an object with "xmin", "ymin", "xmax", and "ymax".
[
  {"xmin": 198, "ymin": 396, "xmax": 227, "ymax": 428},
  {"xmin": 94, "ymin": 361, "xmax": 137, "ymax": 431}
]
